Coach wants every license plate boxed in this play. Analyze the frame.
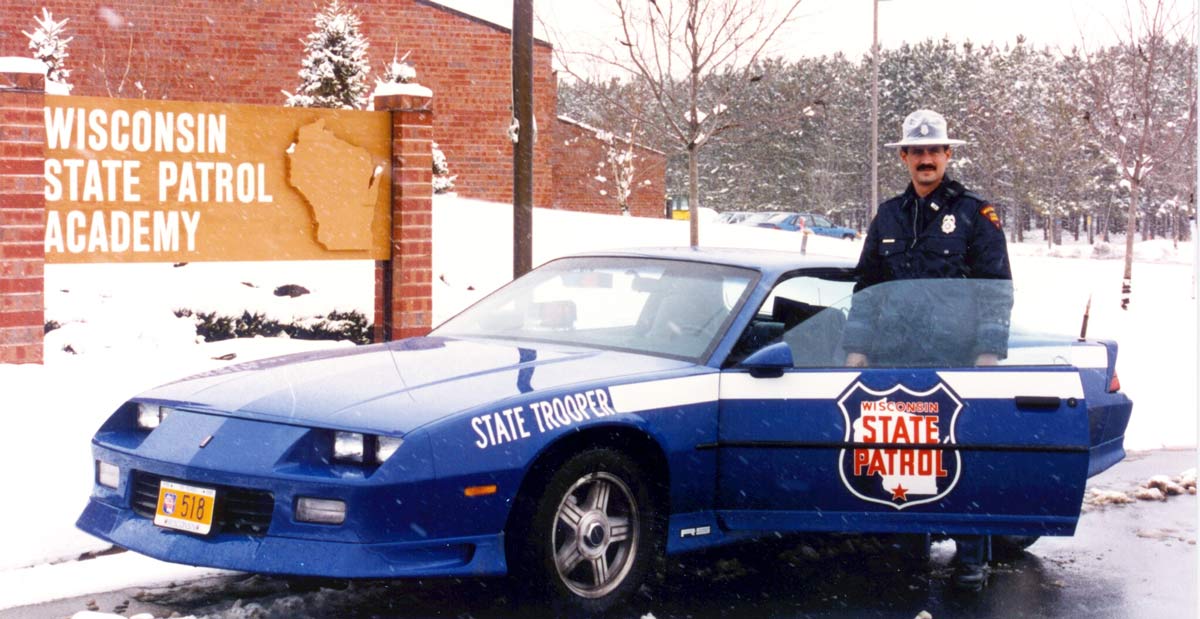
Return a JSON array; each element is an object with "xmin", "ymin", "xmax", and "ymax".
[{"xmin": 154, "ymin": 480, "xmax": 217, "ymax": 535}]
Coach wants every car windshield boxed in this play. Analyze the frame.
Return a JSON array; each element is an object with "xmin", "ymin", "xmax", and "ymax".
[
  {"xmin": 435, "ymin": 256, "xmax": 758, "ymax": 361},
  {"xmin": 764, "ymin": 213, "xmax": 795, "ymax": 224},
  {"xmin": 732, "ymin": 276, "xmax": 1100, "ymax": 368}
]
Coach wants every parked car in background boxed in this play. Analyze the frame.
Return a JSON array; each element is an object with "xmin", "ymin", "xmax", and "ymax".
[
  {"xmin": 740, "ymin": 211, "xmax": 781, "ymax": 226},
  {"xmin": 715, "ymin": 211, "xmax": 751, "ymax": 224},
  {"xmin": 798, "ymin": 212, "xmax": 859, "ymax": 240},
  {"xmin": 756, "ymin": 212, "xmax": 806, "ymax": 232}
]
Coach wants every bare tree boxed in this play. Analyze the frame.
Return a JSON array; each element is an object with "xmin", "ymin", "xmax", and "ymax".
[
  {"xmin": 1077, "ymin": 0, "xmax": 1196, "ymax": 309},
  {"xmin": 567, "ymin": 0, "xmax": 802, "ymax": 246}
]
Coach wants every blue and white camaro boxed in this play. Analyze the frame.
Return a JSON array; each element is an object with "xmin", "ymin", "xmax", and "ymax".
[{"xmin": 78, "ymin": 248, "xmax": 1132, "ymax": 612}]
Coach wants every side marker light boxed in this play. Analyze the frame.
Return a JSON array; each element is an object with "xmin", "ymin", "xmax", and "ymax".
[{"xmin": 464, "ymin": 485, "xmax": 498, "ymax": 498}]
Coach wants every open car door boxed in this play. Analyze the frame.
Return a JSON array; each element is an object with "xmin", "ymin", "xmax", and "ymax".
[{"xmin": 716, "ymin": 275, "xmax": 1092, "ymax": 538}]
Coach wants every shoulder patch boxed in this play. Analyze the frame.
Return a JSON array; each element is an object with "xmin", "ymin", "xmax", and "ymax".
[{"xmin": 979, "ymin": 205, "xmax": 1002, "ymax": 230}]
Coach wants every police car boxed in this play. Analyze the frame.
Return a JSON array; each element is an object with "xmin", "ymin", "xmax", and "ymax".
[{"xmin": 77, "ymin": 248, "xmax": 1131, "ymax": 612}]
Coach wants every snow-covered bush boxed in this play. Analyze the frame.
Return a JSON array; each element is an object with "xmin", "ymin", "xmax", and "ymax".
[
  {"xmin": 283, "ymin": 0, "xmax": 370, "ymax": 110},
  {"xmin": 23, "ymin": 7, "xmax": 72, "ymax": 92},
  {"xmin": 432, "ymin": 143, "xmax": 456, "ymax": 194},
  {"xmin": 377, "ymin": 50, "xmax": 416, "ymax": 86},
  {"xmin": 176, "ymin": 308, "xmax": 372, "ymax": 345}
]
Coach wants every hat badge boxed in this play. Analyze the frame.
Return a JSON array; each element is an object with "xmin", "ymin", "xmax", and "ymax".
[{"xmin": 920, "ymin": 123, "xmax": 930, "ymax": 136}]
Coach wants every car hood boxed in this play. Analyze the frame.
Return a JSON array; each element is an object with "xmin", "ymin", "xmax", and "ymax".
[{"xmin": 137, "ymin": 337, "xmax": 693, "ymax": 435}]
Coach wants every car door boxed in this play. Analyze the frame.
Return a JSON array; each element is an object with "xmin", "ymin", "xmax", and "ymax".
[{"xmin": 714, "ymin": 273, "xmax": 1091, "ymax": 537}]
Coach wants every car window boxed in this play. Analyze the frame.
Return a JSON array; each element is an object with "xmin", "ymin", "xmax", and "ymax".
[
  {"xmin": 732, "ymin": 277, "xmax": 1087, "ymax": 369},
  {"xmin": 813, "ymin": 216, "xmax": 833, "ymax": 227},
  {"xmin": 728, "ymin": 272, "xmax": 855, "ymax": 366},
  {"xmin": 436, "ymin": 257, "xmax": 757, "ymax": 362}
]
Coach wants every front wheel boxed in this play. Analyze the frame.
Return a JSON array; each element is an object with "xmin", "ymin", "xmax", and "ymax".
[{"xmin": 512, "ymin": 448, "xmax": 661, "ymax": 614}]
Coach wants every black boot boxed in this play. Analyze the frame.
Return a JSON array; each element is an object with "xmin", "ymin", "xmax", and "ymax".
[
  {"xmin": 950, "ymin": 535, "xmax": 989, "ymax": 592},
  {"xmin": 952, "ymin": 560, "xmax": 988, "ymax": 591}
]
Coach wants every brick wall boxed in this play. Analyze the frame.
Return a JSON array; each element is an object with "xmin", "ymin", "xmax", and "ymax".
[
  {"xmin": 552, "ymin": 117, "xmax": 667, "ymax": 219},
  {"xmin": 0, "ymin": 67, "xmax": 45, "ymax": 363},
  {"xmin": 0, "ymin": 0, "xmax": 557, "ymax": 206}
]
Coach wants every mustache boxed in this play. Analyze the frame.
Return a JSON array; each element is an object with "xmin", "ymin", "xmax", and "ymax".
[{"xmin": 917, "ymin": 164, "xmax": 937, "ymax": 171}]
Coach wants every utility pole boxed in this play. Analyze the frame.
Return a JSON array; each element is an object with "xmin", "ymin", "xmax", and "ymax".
[
  {"xmin": 512, "ymin": 0, "xmax": 534, "ymax": 278},
  {"xmin": 869, "ymin": 0, "xmax": 882, "ymax": 224}
]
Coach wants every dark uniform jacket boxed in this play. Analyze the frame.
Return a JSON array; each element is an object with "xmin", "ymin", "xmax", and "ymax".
[{"xmin": 842, "ymin": 177, "xmax": 1013, "ymax": 365}]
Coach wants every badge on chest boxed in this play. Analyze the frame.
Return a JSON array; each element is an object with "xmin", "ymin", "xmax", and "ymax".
[{"xmin": 941, "ymin": 214, "xmax": 956, "ymax": 234}]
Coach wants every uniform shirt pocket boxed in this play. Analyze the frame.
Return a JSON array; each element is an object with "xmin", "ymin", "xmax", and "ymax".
[
  {"xmin": 922, "ymin": 235, "xmax": 967, "ymax": 257},
  {"xmin": 878, "ymin": 238, "xmax": 911, "ymax": 257}
]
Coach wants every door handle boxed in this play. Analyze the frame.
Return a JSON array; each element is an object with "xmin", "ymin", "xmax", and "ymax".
[{"xmin": 1015, "ymin": 396, "xmax": 1062, "ymax": 410}]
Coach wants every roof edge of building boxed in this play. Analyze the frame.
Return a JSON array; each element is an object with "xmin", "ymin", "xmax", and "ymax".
[
  {"xmin": 556, "ymin": 115, "xmax": 668, "ymax": 156},
  {"xmin": 416, "ymin": 0, "xmax": 554, "ymax": 49}
]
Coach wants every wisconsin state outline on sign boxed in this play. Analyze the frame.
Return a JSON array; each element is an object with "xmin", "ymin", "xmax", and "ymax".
[{"xmin": 287, "ymin": 119, "xmax": 383, "ymax": 251}]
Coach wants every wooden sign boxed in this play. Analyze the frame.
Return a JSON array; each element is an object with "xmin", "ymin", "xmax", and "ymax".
[{"xmin": 42, "ymin": 95, "xmax": 392, "ymax": 263}]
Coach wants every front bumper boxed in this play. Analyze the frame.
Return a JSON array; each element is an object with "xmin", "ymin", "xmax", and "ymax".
[
  {"xmin": 77, "ymin": 429, "xmax": 513, "ymax": 578},
  {"xmin": 77, "ymin": 498, "xmax": 506, "ymax": 578}
]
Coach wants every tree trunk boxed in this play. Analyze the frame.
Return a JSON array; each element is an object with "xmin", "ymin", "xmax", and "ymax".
[
  {"xmin": 1015, "ymin": 203, "xmax": 1024, "ymax": 243},
  {"xmin": 688, "ymin": 144, "xmax": 699, "ymax": 247},
  {"xmin": 1101, "ymin": 200, "xmax": 1113, "ymax": 243},
  {"xmin": 1121, "ymin": 178, "xmax": 1138, "ymax": 310}
]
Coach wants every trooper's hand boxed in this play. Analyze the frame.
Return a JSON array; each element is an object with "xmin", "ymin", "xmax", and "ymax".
[
  {"xmin": 974, "ymin": 353, "xmax": 1000, "ymax": 366},
  {"xmin": 846, "ymin": 352, "xmax": 869, "ymax": 368}
]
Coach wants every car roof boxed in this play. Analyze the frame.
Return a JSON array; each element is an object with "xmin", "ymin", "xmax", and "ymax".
[{"xmin": 557, "ymin": 246, "xmax": 855, "ymax": 276}]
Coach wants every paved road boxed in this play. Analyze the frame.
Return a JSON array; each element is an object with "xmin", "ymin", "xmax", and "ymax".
[{"xmin": 8, "ymin": 450, "xmax": 1196, "ymax": 619}]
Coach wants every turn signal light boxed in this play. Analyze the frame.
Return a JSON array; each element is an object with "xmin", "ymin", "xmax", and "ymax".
[
  {"xmin": 1109, "ymin": 371, "xmax": 1121, "ymax": 393},
  {"xmin": 464, "ymin": 485, "xmax": 498, "ymax": 497}
]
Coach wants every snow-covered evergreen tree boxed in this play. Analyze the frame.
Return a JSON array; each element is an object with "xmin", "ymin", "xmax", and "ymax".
[
  {"xmin": 284, "ymin": 0, "xmax": 370, "ymax": 109},
  {"xmin": 23, "ymin": 8, "xmax": 72, "ymax": 90}
]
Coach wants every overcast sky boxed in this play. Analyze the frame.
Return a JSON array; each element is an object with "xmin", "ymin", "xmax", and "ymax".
[{"xmin": 435, "ymin": 0, "xmax": 1194, "ymax": 63}]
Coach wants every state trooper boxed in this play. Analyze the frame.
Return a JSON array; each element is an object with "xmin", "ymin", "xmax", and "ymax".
[{"xmin": 842, "ymin": 109, "xmax": 1013, "ymax": 591}]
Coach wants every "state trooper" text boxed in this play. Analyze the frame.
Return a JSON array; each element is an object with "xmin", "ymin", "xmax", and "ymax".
[{"xmin": 471, "ymin": 388, "xmax": 618, "ymax": 449}]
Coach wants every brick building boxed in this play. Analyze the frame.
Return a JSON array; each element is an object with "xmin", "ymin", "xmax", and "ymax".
[
  {"xmin": 0, "ymin": 0, "xmax": 666, "ymax": 213},
  {"xmin": 554, "ymin": 116, "xmax": 666, "ymax": 218}
]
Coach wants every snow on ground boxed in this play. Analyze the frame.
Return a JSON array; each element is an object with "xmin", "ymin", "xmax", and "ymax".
[{"xmin": 0, "ymin": 193, "xmax": 1195, "ymax": 611}]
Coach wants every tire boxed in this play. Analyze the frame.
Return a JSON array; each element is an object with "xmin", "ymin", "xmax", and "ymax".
[
  {"xmin": 510, "ymin": 448, "xmax": 661, "ymax": 615},
  {"xmin": 992, "ymin": 534, "xmax": 1039, "ymax": 560},
  {"xmin": 843, "ymin": 233, "xmax": 856, "ymax": 240}
]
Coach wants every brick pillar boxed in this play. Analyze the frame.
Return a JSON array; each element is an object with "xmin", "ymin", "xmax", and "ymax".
[
  {"xmin": 373, "ymin": 87, "xmax": 433, "ymax": 342},
  {"xmin": 0, "ymin": 64, "xmax": 46, "ymax": 364}
]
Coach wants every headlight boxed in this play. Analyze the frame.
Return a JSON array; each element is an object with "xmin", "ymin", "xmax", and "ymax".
[
  {"xmin": 332, "ymin": 432, "xmax": 403, "ymax": 465},
  {"xmin": 375, "ymin": 436, "xmax": 404, "ymax": 462},
  {"xmin": 332, "ymin": 431, "xmax": 365, "ymax": 463},
  {"xmin": 136, "ymin": 403, "xmax": 170, "ymax": 430}
]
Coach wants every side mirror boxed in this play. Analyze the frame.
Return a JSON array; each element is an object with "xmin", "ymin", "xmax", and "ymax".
[{"xmin": 740, "ymin": 342, "xmax": 793, "ymax": 378}]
